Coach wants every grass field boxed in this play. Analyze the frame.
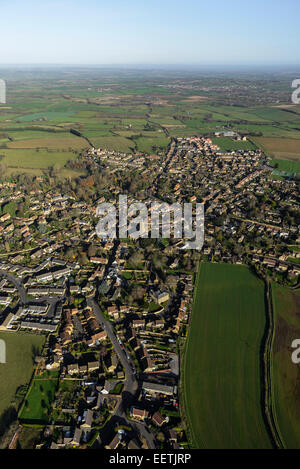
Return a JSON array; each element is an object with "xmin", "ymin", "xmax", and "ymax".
[
  {"xmin": 135, "ymin": 135, "xmax": 170, "ymax": 153},
  {"xmin": 19, "ymin": 371, "xmax": 59, "ymax": 424},
  {"xmin": 91, "ymin": 136, "xmax": 134, "ymax": 152},
  {"xmin": 6, "ymin": 135, "xmax": 88, "ymax": 151},
  {"xmin": 212, "ymin": 137, "xmax": 257, "ymax": 152},
  {"xmin": 253, "ymin": 137, "xmax": 300, "ymax": 160},
  {"xmin": 0, "ymin": 148, "xmax": 78, "ymax": 171},
  {"xmin": 271, "ymin": 284, "xmax": 300, "ymax": 449},
  {"xmin": 270, "ymin": 159, "xmax": 300, "ymax": 174},
  {"xmin": 0, "ymin": 332, "xmax": 45, "ymax": 417},
  {"xmin": 14, "ymin": 111, "xmax": 75, "ymax": 123},
  {"xmin": 183, "ymin": 263, "xmax": 272, "ymax": 449}
]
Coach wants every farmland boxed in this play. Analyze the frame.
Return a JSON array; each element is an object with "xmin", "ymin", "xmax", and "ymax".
[
  {"xmin": 0, "ymin": 70, "xmax": 300, "ymax": 177},
  {"xmin": 183, "ymin": 263, "xmax": 272, "ymax": 449},
  {"xmin": 90, "ymin": 135, "xmax": 134, "ymax": 153},
  {"xmin": 270, "ymin": 158, "xmax": 300, "ymax": 174},
  {"xmin": 0, "ymin": 149, "xmax": 78, "ymax": 170},
  {"xmin": 271, "ymin": 284, "xmax": 300, "ymax": 449},
  {"xmin": 252, "ymin": 137, "xmax": 300, "ymax": 161},
  {"xmin": 0, "ymin": 332, "xmax": 45, "ymax": 418},
  {"xmin": 6, "ymin": 135, "xmax": 88, "ymax": 151}
]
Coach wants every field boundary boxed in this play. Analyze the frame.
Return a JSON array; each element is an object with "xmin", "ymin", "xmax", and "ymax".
[
  {"xmin": 181, "ymin": 262, "xmax": 202, "ymax": 448},
  {"xmin": 263, "ymin": 280, "xmax": 285, "ymax": 449}
]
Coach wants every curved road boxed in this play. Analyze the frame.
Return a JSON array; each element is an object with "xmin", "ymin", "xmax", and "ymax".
[
  {"xmin": 0, "ymin": 270, "xmax": 63, "ymax": 319},
  {"xmin": 0, "ymin": 270, "xmax": 27, "ymax": 304},
  {"xmin": 87, "ymin": 297, "xmax": 155, "ymax": 449}
]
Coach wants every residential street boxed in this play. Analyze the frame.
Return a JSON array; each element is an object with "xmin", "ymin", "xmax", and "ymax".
[{"xmin": 87, "ymin": 297, "xmax": 155, "ymax": 449}]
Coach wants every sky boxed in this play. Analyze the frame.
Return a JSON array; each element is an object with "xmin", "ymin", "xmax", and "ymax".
[{"xmin": 0, "ymin": 0, "xmax": 299, "ymax": 66}]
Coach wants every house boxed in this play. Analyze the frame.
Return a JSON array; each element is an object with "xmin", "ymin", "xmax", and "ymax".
[
  {"xmin": 142, "ymin": 381, "xmax": 175, "ymax": 397},
  {"xmin": 152, "ymin": 411, "xmax": 168, "ymax": 427},
  {"xmin": 88, "ymin": 318, "xmax": 99, "ymax": 334},
  {"xmin": 24, "ymin": 304, "xmax": 48, "ymax": 315},
  {"xmin": 71, "ymin": 428, "xmax": 82, "ymax": 447},
  {"xmin": 132, "ymin": 319, "xmax": 145, "ymax": 329},
  {"xmin": 36, "ymin": 272, "xmax": 53, "ymax": 283},
  {"xmin": 79, "ymin": 365, "xmax": 87, "ymax": 375},
  {"xmin": 20, "ymin": 321, "xmax": 57, "ymax": 332},
  {"xmin": 107, "ymin": 305, "xmax": 118, "ymax": 317},
  {"xmin": 101, "ymin": 380, "xmax": 117, "ymax": 394},
  {"xmin": 131, "ymin": 407, "xmax": 149, "ymax": 421},
  {"xmin": 0, "ymin": 213, "xmax": 11, "ymax": 223},
  {"xmin": 68, "ymin": 363, "xmax": 79, "ymax": 375},
  {"xmin": 106, "ymin": 354, "xmax": 118, "ymax": 373},
  {"xmin": 52, "ymin": 267, "xmax": 72, "ymax": 280},
  {"xmin": 88, "ymin": 330, "xmax": 107, "ymax": 346},
  {"xmin": 90, "ymin": 257, "xmax": 108, "ymax": 265},
  {"xmin": 0, "ymin": 313, "xmax": 15, "ymax": 330},
  {"xmin": 70, "ymin": 285, "xmax": 80, "ymax": 294},
  {"xmin": 88, "ymin": 361, "xmax": 99, "ymax": 372},
  {"xmin": 153, "ymin": 320, "xmax": 164, "ymax": 329},
  {"xmin": 153, "ymin": 291, "xmax": 170, "ymax": 304},
  {"xmin": 0, "ymin": 296, "xmax": 12, "ymax": 306},
  {"xmin": 80, "ymin": 409, "xmax": 93, "ymax": 430}
]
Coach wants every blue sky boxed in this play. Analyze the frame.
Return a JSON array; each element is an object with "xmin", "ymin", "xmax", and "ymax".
[{"xmin": 0, "ymin": 0, "xmax": 299, "ymax": 65}]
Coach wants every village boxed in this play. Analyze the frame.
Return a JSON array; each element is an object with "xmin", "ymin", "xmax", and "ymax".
[{"xmin": 0, "ymin": 133, "xmax": 299, "ymax": 449}]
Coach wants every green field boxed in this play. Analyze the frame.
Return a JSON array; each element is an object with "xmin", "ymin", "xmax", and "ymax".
[
  {"xmin": 6, "ymin": 134, "xmax": 88, "ymax": 151},
  {"xmin": 0, "ymin": 332, "xmax": 45, "ymax": 417},
  {"xmin": 91, "ymin": 135, "xmax": 134, "ymax": 152},
  {"xmin": 135, "ymin": 134, "xmax": 170, "ymax": 153},
  {"xmin": 270, "ymin": 159, "xmax": 300, "ymax": 174},
  {"xmin": 271, "ymin": 284, "xmax": 300, "ymax": 449},
  {"xmin": 0, "ymin": 148, "xmax": 78, "ymax": 170},
  {"xmin": 183, "ymin": 263, "xmax": 272, "ymax": 449},
  {"xmin": 212, "ymin": 137, "xmax": 257, "ymax": 152},
  {"xmin": 19, "ymin": 371, "xmax": 59, "ymax": 424}
]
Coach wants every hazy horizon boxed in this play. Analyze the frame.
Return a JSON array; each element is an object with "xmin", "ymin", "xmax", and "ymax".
[
  {"xmin": 0, "ymin": 64, "xmax": 299, "ymax": 73},
  {"xmin": 0, "ymin": 0, "xmax": 299, "ymax": 66}
]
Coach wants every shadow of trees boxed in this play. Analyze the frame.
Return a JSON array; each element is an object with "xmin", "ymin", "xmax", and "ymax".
[{"xmin": 0, "ymin": 406, "xmax": 17, "ymax": 438}]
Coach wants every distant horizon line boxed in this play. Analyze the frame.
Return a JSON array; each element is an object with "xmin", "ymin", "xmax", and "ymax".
[{"xmin": 0, "ymin": 63, "xmax": 299, "ymax": 70}]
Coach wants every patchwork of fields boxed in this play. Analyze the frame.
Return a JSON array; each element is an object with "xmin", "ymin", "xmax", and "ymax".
[
  {"xmin": 183, "ymin": 263, "xmax": 272, "ymax": 449},
  {"xmin": 1, "ymin": 75, "xmax": 300, "ymax": 176}
]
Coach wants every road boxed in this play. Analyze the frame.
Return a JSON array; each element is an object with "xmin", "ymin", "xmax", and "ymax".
[
  {"xmin": 0, "ymin": 270, "xmax": 27, "ymax": 304},
  {"xmin": 0, "ymin": 270, "xmax": 63, "ymax": 318},
  {"xmin": 87, "ymin": 297, "xmax": 156, "ymax": 449},
  {"xmin": 87, "ymin": 297, "xmax": 138, "ymax": 402}
]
